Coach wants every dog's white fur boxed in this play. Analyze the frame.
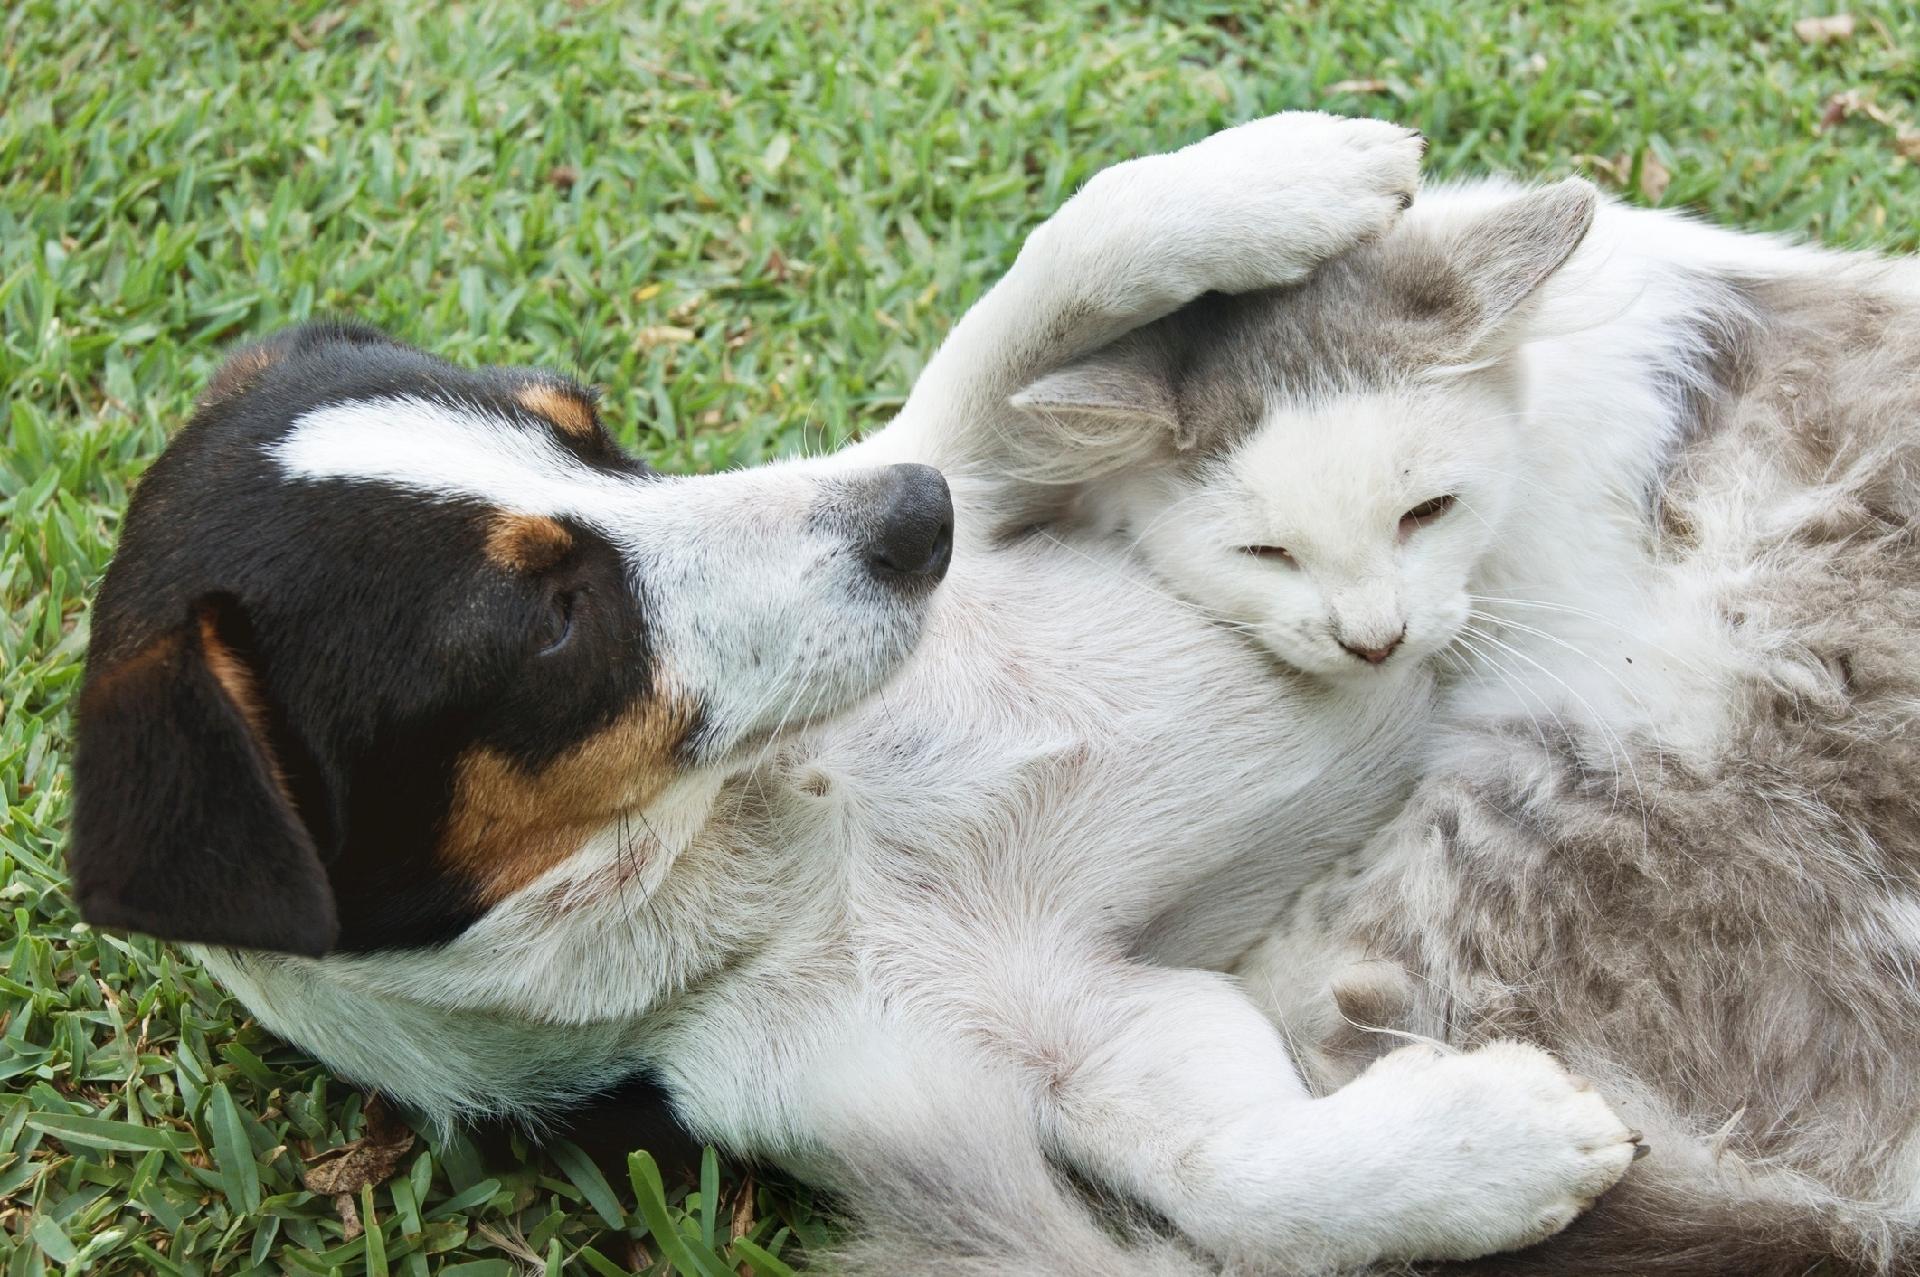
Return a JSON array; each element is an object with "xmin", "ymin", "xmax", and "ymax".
[{"xmin": 200, "ymin": 115, "xmax": 1640, "ymax": 1273}]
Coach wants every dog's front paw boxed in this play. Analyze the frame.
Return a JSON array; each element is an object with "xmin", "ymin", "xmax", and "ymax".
[
  {"xmin": 1166, "ymin": 111, "xmax": 1424, "ymax": 294},
  {"xmin": 1344, "ymin": 1040, "xmax": 1641, "ymax": 1263},
  {"xmin": 1031, "ymin": 112, "xmax": 1425, "ymax": 322}
]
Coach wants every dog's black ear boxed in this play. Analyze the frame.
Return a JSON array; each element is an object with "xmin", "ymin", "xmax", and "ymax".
[{"xmin": 69, "ymin": 594, "xmax": 338, "ymax": 956}]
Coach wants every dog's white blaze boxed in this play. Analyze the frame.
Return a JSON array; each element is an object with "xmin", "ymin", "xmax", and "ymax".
[{"xmin": 271, "ymin": 396, "xmax": 647, "ymax": 523}]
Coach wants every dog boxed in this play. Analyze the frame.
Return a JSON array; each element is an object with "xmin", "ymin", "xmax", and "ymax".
[{"xmin": 69, "ymin": 113, "xmax": 1638, "ymax": 1274}]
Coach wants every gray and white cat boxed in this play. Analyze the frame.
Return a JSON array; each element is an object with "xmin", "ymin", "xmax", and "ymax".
[{"xmin": 1017, "ymin": 180, "xmax": 1920, "ymax": 1273}]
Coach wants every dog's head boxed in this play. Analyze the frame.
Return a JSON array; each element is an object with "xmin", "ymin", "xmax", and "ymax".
[{"xmin": 69, "ymin": 322, "xmax": 951, "ymax": 956}]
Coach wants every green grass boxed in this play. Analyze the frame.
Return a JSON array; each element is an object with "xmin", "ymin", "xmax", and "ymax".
[{"xmin": 3, "ymin": 0, "xmax": 1916, "ymax": 1271}]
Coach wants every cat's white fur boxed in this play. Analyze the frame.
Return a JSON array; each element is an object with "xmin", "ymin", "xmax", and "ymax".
[
  {"xmin": 1221, "ymin": 196, "xmax": 1920, "ymax": 1273},
  {"xmin": 194, "ymin": 115, "xmax": 1641, "ymax": 1274},
  {"xmin": 1093, "ymin": 180, "xmax": 1841, "ymax": 756}
]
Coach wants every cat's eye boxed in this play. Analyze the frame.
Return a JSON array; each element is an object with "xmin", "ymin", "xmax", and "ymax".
[
  {"xmin": 1240, "ymin": 545, "xmax": 1297, "ymax": 565},
  {"xmin": 535, "ymin": 590, "xmax": 578, "ymax": 655},
  {"xmin": 1399, "ymin": 494, "xmax": 1457, "ymax": 530}
]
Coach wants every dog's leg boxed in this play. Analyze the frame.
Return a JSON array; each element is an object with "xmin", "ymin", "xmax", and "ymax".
[
  {"xmin": 653, "ymin": 960, "xmax": 1629, "ymax": 1271},
  {"xmin": 653, "ymin": 1006, "xmax": 1205, "ymax": 1276},
  {"xmin": 1005, "ymin": 958, "xmax": 1640, "ymax": 1269},
  {"xmin": 849, "ymin": 112, "xmax": 1423, "ymax": 487}
]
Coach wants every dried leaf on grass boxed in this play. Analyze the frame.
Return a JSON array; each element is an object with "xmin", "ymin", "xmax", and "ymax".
[
  {"xmin": 730, "ymin": 1172, "xmax": 758, "ymax": 1240},
  {"xmin": 1818, "ymin": 90, "xmax": 1920, "ymax": 162},
  {"xmin": 1583, "ymin": 149, "xmax": 1673, "ymax": 202},
  {"xmin": 632, "ymin": 324, "xmax": 696, "ymax": 351},
  {"xmin": 332, "ymin": 1192, "xmax": 363, "ymax": 1241},
  {"xmin": 302, "ymin": 1096, "xmax": 415, "ymax": 1198},
  {"xmin": 1794, "ymin": 13, "xmax": 1856, "ymax": 44},
  {"xmin": 1581, "ymin": 152, "xmax": 1632, "ymax": 187},
  {"xmin": 1639, "ymin": 151, "xmax": 1672, "ymax": 203},
  {"xmin": 1819, "ymin": 88, "xmax": 1897, "ymax": 131}
]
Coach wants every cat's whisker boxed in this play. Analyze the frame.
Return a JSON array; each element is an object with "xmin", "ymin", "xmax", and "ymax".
[
  {"xmin": 1464, "ymin": 609, "xmax": 1656, "ymax": 714},
  {"xmin": 1449, "ymin": 492, "xmax": 1504, "ymax": 540},
  {"xmin": 1469, "ymin": 592, "xmax": 1726, "ymax": 684},
  {"xmin": 1127, "ymin": 484, "xmax": 1244, "ymax": 550},
  {"xmin": 1035, "ymin": 527, "xmax": 1268, "ymax": 638},
  {"xmin": 1461, "ymin": 624, "xmax": 1653, "ymax": 848},
  {"xmin": 1450, "ymin": 631, "xmax": 1562, "ymax": 758},
  {"xmin": 1460, "ymin": 622, "xmax": 1633, "ymax": 775},
  {"xmin": 1463, "ymin": 609, "xmax": 1681, "ymax": 795}
]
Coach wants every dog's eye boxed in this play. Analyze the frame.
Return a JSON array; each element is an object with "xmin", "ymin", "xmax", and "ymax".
[
  {"xmin": 1240, "ymin": 545, "xmax": 1296, "ymax": 565},
  {"xmin": 535, "ymin": 590, "xmax": 577, "ymax": 655},
  {"xmin": 1400, "ymin": 494, "xmax": 1456, "ymax": 530}
]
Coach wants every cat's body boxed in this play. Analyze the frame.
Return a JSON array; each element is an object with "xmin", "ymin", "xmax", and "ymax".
[
  {"xmin": 1027, "ymin": 183, "xmax": 1920, "ymax": 1272},
  {"xmin": 1264, "ymin": 255, "xmax": 1920, "ymax": 1275}
]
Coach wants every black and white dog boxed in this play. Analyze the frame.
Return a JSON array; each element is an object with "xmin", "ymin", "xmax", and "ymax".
[{"xmin": 70, "ymin": 114, "xmax": 1636, "ymax": 1274}]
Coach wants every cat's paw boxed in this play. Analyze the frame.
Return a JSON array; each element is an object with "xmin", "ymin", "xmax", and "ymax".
[
  {"xmin": 1035, "ymin": 111, "xmax": 1424, "ymax": 316},
  {"xmin": 1346, "ymin": 1040, "xmax": 1642, "ymax": 1262}
]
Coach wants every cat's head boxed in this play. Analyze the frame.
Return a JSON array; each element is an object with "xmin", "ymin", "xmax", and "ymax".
[{"xmin": 1016, "ymin": 180, "xmax": 1597, "ymax": 682}]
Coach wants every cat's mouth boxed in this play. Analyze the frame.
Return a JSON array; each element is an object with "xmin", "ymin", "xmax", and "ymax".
[
  {"xmin": 1337, "ymin": 630, "xmax": 1407, "ymax": 666},
  {"xmin": 1314, "ymin": 628, "xmax": 1435, "ymax": 684}
]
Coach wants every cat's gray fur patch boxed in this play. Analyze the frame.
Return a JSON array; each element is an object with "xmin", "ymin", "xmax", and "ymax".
[{"xmin": 1011, "ymin": 178, "xmax": 1598, "ymax": 459}]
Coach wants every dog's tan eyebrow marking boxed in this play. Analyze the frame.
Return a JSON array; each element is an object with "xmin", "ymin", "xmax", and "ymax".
[
  {"xmin": 514, "ymin": 383, "xmax": 600, "ymax": 439},
  {"xmin": 484, "ymin": 512, "xmax": 574, "ymax": 574},
  {"xmin": 437, "ymin": 692, "xmax": 699, "ymax": 906}
]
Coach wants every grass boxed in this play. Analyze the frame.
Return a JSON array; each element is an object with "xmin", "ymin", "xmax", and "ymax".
[{"xmin": 3, "ymin": 0, "xmax": 1917, "ymax": 1271}]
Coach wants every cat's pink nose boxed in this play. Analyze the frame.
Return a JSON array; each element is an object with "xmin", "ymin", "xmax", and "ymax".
[{"xmin": 1340, "ymin": 631, "xmax": 1405, "ymax": 665}]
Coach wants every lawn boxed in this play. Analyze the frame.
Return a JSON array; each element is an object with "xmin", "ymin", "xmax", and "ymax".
[{"xmin": 3, "ymin": 0, "xmax": 1917, "ymax": 1271}]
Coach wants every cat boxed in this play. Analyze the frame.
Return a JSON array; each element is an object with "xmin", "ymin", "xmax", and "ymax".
[
  {"xmin": 1011, "ymin": 179, "xmax": 1741, "ymax": 723},
  {"xmin": 1012, "ymin": 177, "xmax": 1920, "ymax": 1273}
]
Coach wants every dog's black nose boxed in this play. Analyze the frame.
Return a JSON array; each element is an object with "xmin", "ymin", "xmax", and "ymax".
[{"xmin": 865, "ymin": 463, "xmax": 953, "ymax": 583}]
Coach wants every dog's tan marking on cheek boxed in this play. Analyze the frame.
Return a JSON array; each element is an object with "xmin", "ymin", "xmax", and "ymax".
[
  {"xmin": 514, "ymin": 384, "xmax": 600, "ymax": 439},
  {"xmin": 484, "ymin": 513, "xmax": 573, "ymax": 573},
  {"xmin": 439, "ymin": 693, "xmax": 698, "ymax": 905}
]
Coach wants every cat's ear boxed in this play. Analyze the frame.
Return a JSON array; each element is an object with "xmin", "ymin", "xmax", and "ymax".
[
  {"xmin": 1443, "ymin": 178, "xmax": 1597, "ymax": 357},
  {"xmin": 1010, "ymin": 335, "xmax": 1183, "ymax": 441}
]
